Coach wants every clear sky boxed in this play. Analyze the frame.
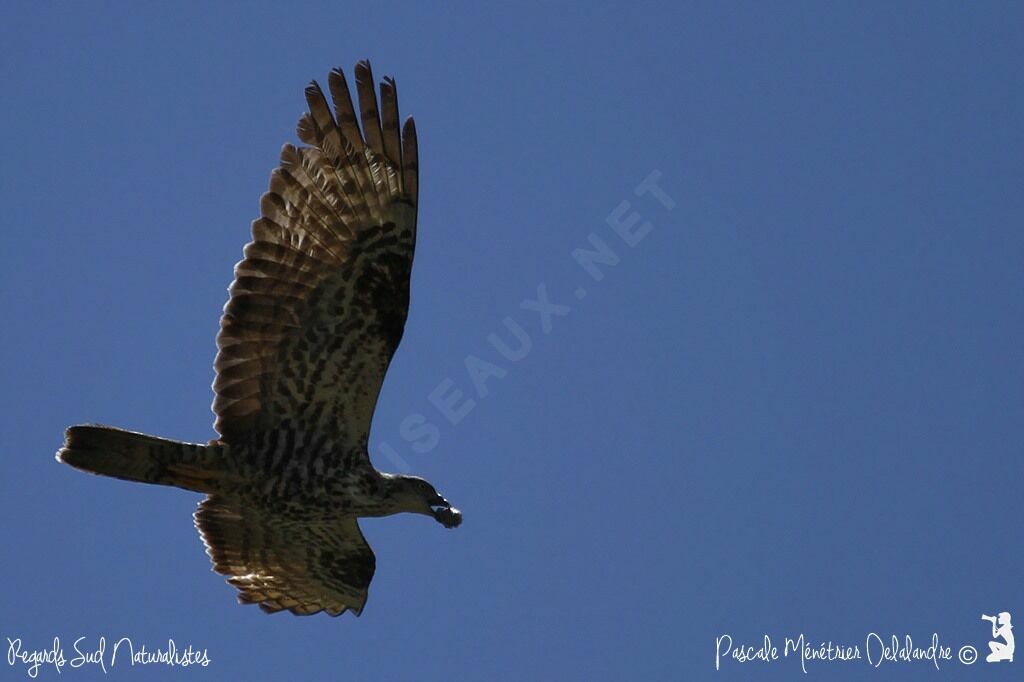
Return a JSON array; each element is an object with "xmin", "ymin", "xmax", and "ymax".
[{"xmin": 1, "ymin": 2, "xmax": 1021, "ymax": 681}]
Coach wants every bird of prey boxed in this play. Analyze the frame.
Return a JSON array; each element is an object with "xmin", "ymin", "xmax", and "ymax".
[{"xmin": 56, "ymin": 61, "xmax": 461, "ymax": 617}]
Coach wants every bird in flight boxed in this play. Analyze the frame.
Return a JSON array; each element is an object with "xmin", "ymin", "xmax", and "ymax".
[{"xmin": 57, "ymin": 61, "xmax": 461, "ymax": 617}]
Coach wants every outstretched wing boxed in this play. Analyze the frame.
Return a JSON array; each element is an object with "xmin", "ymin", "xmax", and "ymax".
[
  {"xmin": 212, "ymin": 62, "xmax": 419, "ymax": 450},
  {"xmin": 195, "ymin": 496, "xmax": 376, "ymax": 616}
]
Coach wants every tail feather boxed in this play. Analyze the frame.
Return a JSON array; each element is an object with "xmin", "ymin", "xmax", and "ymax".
[{"xmin": 57, "ymin": 425, "xmax": 227, "ymax": 493}]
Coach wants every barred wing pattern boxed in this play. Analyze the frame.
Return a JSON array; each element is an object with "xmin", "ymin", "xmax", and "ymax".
[
  {"xmin": 212, "ymin": 61, "xmax": 419, "ymax": 451},
  {"xmin": 195, "ymin": 496, "xmax": 376, "ymax": 616},
  {"xmin": 202, "ymin": 63, "xmax": 418, "ymax": 616}
]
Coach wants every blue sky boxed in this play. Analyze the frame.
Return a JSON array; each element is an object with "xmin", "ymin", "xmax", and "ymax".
[{"xmin": 1, "ymin": 2, "xmax": 1022, "ymax": 680}]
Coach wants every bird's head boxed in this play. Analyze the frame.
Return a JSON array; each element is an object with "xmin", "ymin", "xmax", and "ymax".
[{"xmin": 386, "ymin": 474, "xmax": 462, "ymax": 528}]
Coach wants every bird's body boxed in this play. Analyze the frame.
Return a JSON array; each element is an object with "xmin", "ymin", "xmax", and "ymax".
[{"xmin": 57, "ymin": 62, "xmax": 460, "ymax": 617}]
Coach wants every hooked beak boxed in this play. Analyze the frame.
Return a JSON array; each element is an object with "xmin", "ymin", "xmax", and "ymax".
[{"xmin": 430, "ymin": 495, "xmax": 462, "ymax": 528}]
